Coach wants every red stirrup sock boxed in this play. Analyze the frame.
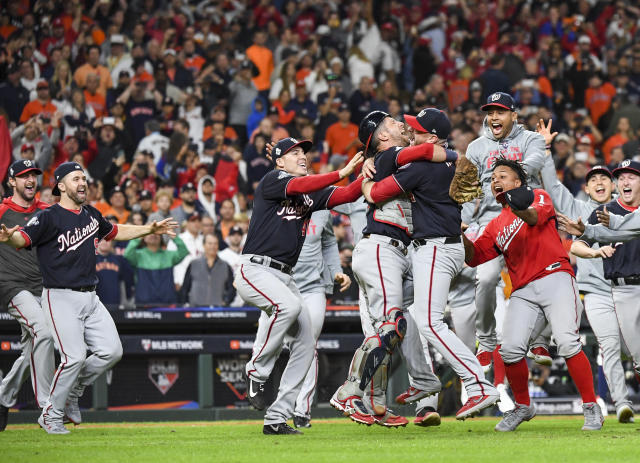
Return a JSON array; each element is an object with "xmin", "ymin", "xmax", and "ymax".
[
  {"xmin": 493, "ymin": 345, "xmax": 506, "ymax": 386},
  {"xmin": 565, "ymin": 350, "xmax": 597, "ymax": 404},
  {"xmin": 504, "ymin": 358, "xmax": 530, "ymax": 406}
]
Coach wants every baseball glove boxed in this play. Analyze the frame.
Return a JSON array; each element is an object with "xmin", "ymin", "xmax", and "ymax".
[{"xmin": 449, "ymin": 155, "xmax": 482, "ymax": 204}]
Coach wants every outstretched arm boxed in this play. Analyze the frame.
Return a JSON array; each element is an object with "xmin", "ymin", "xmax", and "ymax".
[
  {"xmin": 114, "ymin": 218, "xmax": 179, "ymax": 241},
  {"xmin": 396, "ymin": 143, "xmax": 457, "ymax": 165},
  {"xmin": 570, "ymin": 240, "xmax": 616, "ymax": 259},
  {"xmin": 0, "ymin": 225, "xmax": 27, "ymax": 249},
  {"xmin": 287, "ymin": 153, "xmax": 363, "ymax": 195},
  {"xmin": 362, "ymin": 175, "xmax": 404, "ymax": 204},
  {"xmin": 326, "ymin": 177, "xmax": 364, "ymax": 208}
]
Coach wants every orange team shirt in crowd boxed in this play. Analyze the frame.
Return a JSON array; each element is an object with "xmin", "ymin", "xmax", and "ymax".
[
  {"xmin": 73, "ymin": 64, "xmax": 113, "ymax": 96},
  {"xmin": 325, "ymin": 121, "xmax": 359, "ymax": 159},
  {"xmin": 246, "ymin": 44, "xmax": 274, "ymax": 92},
  {"xmin": 601, "ymin": 133, "xmax": 629, "ymax": 164},
  {"xmin": 448, "ymin": 79, "xmax": 469, "ymax": 110},
  {"xmin": 585, "ymin": 82, "xmax": 616, "ymax": 125},
  {"xmin": 184, "ymin": 55, "xmax": 206, "ymax": 73},
  {"xmin": 20, "ymin": 100, "xmax": 58, "ymax": 123},
  {"xmin": 84, "ymin": 90, "xmax": 106, "ymax": 118},
  {"xmin": 100, "ymin": 206, "xmax": 130, "ymax": 224},
  {"xmin": 202, "ymin": 125, "xmax": 239, "ymax": 142}
]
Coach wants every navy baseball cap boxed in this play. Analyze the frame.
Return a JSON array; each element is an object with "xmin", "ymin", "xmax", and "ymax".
[
  {"xmin": 52, "ymin": 162, "xmax": 84, "ymax": 195},
  {"xmin": 585, "ymin": 165, "xmax": 613, "ymax": 182},
  {"xmin": 358, "ymin": 111, "xmax": 390, "ymax": 157},
  {"xmin": 139, "ymin": 190, "xmax": 153, "ymax": 201},
  {"xmin": 612, "ymin": 159, "xmax": 640, "ymax": 178},
  {"xmin": 9, "ymin": 159, "xmax": 42, "ymax": 178},
  {"xmin": 271, "ymin": 137, "xmax": 313, "ymax": 164},
  {"xmin": 181, "ymin": 182, "xmax": 197, "ymax": 192},
  {"xmin": 404, "ymin": 108, "xmax": 452, "ymax": 139},
  {"xmin": 481, "ymin": 92, "xmax": 516, "ymax": 111}
]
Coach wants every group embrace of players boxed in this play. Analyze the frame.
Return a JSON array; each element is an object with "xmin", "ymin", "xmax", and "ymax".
[
  {"xmin": 1, "ymin": 91, "xmax": 639, "ymax": 436},
  {"xmin": 238, "ymin": 91, "xmax": 640, "ymax": 435}
]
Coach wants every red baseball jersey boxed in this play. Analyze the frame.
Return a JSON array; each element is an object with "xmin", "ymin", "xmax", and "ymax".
[{"xmin": 468, "ymin": 189, "xmax": 574, "ymax": 291}]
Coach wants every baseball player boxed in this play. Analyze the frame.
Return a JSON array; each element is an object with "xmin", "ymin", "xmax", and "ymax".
[
  {"xmin": 463, "ymin": 158, "xmax": 603, "ymax": 432},
  {"xmin": 0, "ymin": 161, "xmax": 178, "ymax": 434},
  {"xmin": 465, "ymin": 92, "xmax": 547, "ymax": 371},
  {"xmin": 359, "ymin": 109, "xmax": 500, "ymax": 420},
  {"xmin": 235, "ymin": 137, "xmax": 365, "ymax": 435},
  {"xmin": 538, "ymin": 125, "xmax": 634, "ymax": 423},
  {"xmin": 330, "ymin": 110, "xmax": 457, "ymax": 427},
  {"xmin": 291, "ymin": 209, "xmax": 350, "ymax": 428},
  {"xmin": 558, "ymin": 159, "xmax": 640, "ymax": 409},
  {"xmin": 0, "ymin": 160, "xmax": 52, "ymax": 432}
]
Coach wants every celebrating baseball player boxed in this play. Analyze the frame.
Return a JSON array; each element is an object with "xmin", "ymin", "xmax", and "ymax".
[
  {"xmin": 558, "ymin": 159, "xmax": 640, "ymax": 406},
  {"xmin": 465, "ymin": 92, "xmax": 547, "ymax": 372},
  {"xmin": 235, "ymin": 137, "xmax": 365, "ymax": 435},
  {"xmin": 291, "ymin": 208, "xmax": 350, "ymax": 429},
  {"xmin": 0, "ymin": 160, "xmax": 53, "ymax": 432},
  {"xmin": 463, "ymin": 158, "xmax": 603, "ymax": 432},
  {"xmin": 0, "ymin": 161, "xmax": 178, "ymax": 435},
  {"xmin": 330, "ymin": 110, "xmax": 456, "ymax": 427},
  {"xmin": 538, "ymin": 122, "xmax": 634, "ymax": 423},
  {"xmin": 357, "ymin": 108, "xmax": 500, "ymax": 420}
]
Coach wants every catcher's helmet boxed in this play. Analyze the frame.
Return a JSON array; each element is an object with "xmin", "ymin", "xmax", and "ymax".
[{"xmin": 358, "ymin": 110, "xmax": 390, "ymax": 157}]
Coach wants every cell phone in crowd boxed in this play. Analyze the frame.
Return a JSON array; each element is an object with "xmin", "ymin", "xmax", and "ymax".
[{"xmin": 103, "ymin": 117, "xmax": 116, "ymax": 126}]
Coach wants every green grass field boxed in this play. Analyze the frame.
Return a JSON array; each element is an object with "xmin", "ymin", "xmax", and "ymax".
[{"xmin": 2, "ymin": 416, "xmax": 637, "ymax": 463}]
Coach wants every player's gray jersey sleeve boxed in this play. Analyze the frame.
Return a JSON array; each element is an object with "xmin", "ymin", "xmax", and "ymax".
[
  {"xmin": 540, "ymin": 155, "xmax": 592, "ymax": 219},
  {"xmin": 321, "ymin": 214, "xmax": 341, "ymax": 293},
  {"xmin": 521, "ymin": 132, "xmax": 546, "ymax": 179},
  {"xmin": 582, "ymin": 211, "xmax": 640, "ymax": 243},
  {"xmin": 460, "ymin": 201, "xmax": 477, "ymax": 225}
]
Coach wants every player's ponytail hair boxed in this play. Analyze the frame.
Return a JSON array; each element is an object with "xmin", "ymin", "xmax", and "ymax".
[{"xmin": 493, "ymin": 157, "xmax": 528, "ymax": 185}]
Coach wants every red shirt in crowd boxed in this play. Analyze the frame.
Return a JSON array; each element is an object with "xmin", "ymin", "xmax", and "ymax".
[{"xmin": 468, "ymin": 189, "xmax": 574, "ymax": 291}]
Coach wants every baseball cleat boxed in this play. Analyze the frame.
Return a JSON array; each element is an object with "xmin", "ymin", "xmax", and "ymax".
[
  {"xmin": 244, "ymin": 372, "xmax": 266, "ymax": 410},
  {"xmin": 373, "ymin": 408, "xmax": 408, "ymax": 427},
  {"xmin": 456, "ymin": 393, "xmax": 500, "ymax": 420},
  {"xmin": 526, "ymin": 346, "xmax": 552, "ymax": 366},
  {"xmin": 293, "ymin": 415, "xmax": 311, "ymax": 428},
  {"xmin": 476, "ymin": 347, "xmax": 493, "ymax": 374},
  {"xmin": 582, "ymin": 402, "xmax": 604, "ymax": 431},
  {"xmin": 0, "ymin": 405, "xmax": 8, "ymax": 432},
  {"xmin": 495, "ymin": 403, "xmax": 536, "ymax": 431},
  {"xmin": 38, "ymin": 414, "xmax": 70, "ymax": 435},
  {"xmin": 395, "ymin": 386, "xmax": 439, "ymax": 405},
  {"xmin": 263, "ymin": 423, "xmax": 302, "ymax": 435},
  {"xmin": 616, "ymin": 404, "xmax": 634, "ymax": 423},
  {"xmin": 414, "ymin": 407, "xmax": 441, "ymax": 427},
  {"xmin": 64, "ymin": 397, "xmax": 82, "ymax": 425}
]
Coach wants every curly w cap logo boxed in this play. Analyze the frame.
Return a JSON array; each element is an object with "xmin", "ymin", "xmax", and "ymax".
[
  {"xmin": 274, "ymin": 148, "xmax": 281, "ymax": 156},
  {"xmin": 621, "ymin": 160, "xmax": 631, "ymax": 167},
  {"xmin": 418, "ymin": 109, "xmax": 427, "ymax": 117},
  {"xmin": 491, "ymin": 93, "xmax": 501, "ymax": 101}
]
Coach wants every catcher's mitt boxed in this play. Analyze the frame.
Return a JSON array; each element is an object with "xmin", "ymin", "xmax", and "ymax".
[{"xmin": 449, "ymin": 155, "xmax": 482, "ymax": 204}]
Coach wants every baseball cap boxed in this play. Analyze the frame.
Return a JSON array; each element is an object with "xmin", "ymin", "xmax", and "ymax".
[
  {"xmin": 229, "ymin": 225, "xmax": 243, "ymax": 236},
  {"xmin": 139, "ymin": 190, "xmax": 153, "ymax": 201},
  {"xmin": 578, "ymin": 35, "xmax": 591, "ymax": 45},
  {"xmin": 404, "ymin": 108, "xmax": 452, "ymax": 139},
  {"xmin": 555, "ymin": 133, "xmax": 571, "ymax": 143},
  {"xmin": 359, "ymin": 110, "xmax": 390, "ymax": 157},
  {"xmin": 110, "ymin": 185, "xmax": 125, "ymax": 198},
  {"xmin": 52, "ymin": 18, "xmax": 64, "ymax": 28},
  {"xmin": 181, "ymin": 182, "xmax": 196, "ymax": 192},
  {"xmin": 271, "ymin": 137, "xmax": 313, "ymax": 164},
  {"xmin": 338, "ymin": 102, "xmax": 350, "ymax": 112},
  {"xmin": 162, "ymin": 96, "xmax": 174, "ymax": 106},
  {"xmin": 578, "ymin": 135, "xmax": 592, "ymax": 145},
  {"xmin": 52, "ymin": 162, "xmax": 84, "ymax": 195},
  {"xmin": 119, "ymin": 69, "xmax": 132, "ymax": 78},
  {"xmin": 163, "ymin": 49, "xmax": 177, "ymax": 57},
  {"xmin": 613, "ymin": 159, "xmax": 640, "ymax": 178},
  {"xmin": 21, "ymin": 143, "xmax": 35, "ymax": 153},
  {"xmin": 36, "ymin": 80, "xmax": 49, "ymax": 89},
  {"xmin": 9, "ymin": 159, "xmax": 42, "ymax": 178},
  {"xmin": 296, "ymin": 79, "xmax": 307, "ymax": 88},
  {"xmin": 585, "ymin": 165, "xmax": 613, "ymax": 182},
  {"xmin": 267, "ymin": 105, "xmax": 279, "ymax": 116},
  {"xmin": 110, "ymin": 34, "xmax": 125, "ymax": 45},
  {"xmin": 470, "ymin": 81, "xmax": 482, "ymax": 91},
  {"xmin": 186, "ymin": 211, "xmax": 201, "ymax": 221},
  {"xmin": 481, "ymin": 92, "xmax": 516, "ymax": 111}
]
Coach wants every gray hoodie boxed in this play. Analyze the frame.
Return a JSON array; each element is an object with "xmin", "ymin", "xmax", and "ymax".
[
  {"xmin": 466, "ymin": 120, "xmax": 546, "ymax": 225},
  {"xmin": 539, "ymin": 155, "xmax": 611, "ymax": 296},
  {"xmin": 582, "ymin": 209, "xmax": 640, "ymax": 243},
  {"xmin": 293, "ymin": 209, "xmax": 342, "ymax": 295}
]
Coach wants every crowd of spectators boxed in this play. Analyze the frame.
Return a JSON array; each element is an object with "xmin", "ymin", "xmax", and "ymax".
[{"xmin": 1, "ymin": 0, "xmax": 640, "ymax": 306}]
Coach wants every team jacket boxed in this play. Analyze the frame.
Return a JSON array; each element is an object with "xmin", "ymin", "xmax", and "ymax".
[
  {"xmin": 539, "ymin": 155, "xmax": 611, "ymax": 296},
  {"xmin": 468, "ymin": 189, "xmax": 574, "ymax": 291},
  {"xmin": 124, "ymin": 236, "xmax": 189, "ymax": 305},
  {"xmin": 293, "ymin": 209, "xmax": 342, "ymax": 295},
  {"xmin": 466, "ymin": 120, "xmax": 546, "ymax": 226},
  {"xmin": 0, "ymin": 198, "xmax": 48, "ymax": 308}
]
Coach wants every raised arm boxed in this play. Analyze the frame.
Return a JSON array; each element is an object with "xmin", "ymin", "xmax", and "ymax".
[
  {"xmin": 539, "ymin": 154, "xmax": 585, "ymax": 218},
  {"xmin": 113, "ymin": 218, "xmax": 178, "ymax": 241}
]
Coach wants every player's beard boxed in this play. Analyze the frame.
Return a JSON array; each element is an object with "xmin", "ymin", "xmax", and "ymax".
[
  {"xmin": 67, "ymin": 188, "xmax": 87, "ymax": 206},
  {"xmin": 15, "ymin": 183, "xmax": 36, "ymax": 204}
]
